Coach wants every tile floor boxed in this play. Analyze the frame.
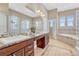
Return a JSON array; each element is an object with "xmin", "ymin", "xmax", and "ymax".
[{"xmin": 34, "ymin": 39, "xmax": 78, "ymax": 56}]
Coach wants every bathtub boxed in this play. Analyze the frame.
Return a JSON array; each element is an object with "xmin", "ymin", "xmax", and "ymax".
[{"xmin": 57, "ymin": 34, "xmax": 77, "ymax": 47}]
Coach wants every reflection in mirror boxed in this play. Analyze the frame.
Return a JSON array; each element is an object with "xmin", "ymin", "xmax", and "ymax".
[
  {"xmin": 0, "ymin": 12, "xmax": 8, "ymax": 37},
  {"xmin": 33, "ymin": 18, "xmax": 43, "ymax": 34},
  {"xmin": 21, "ymin": 20, "xmax": 30, "ymax": 34},
  {"xmin": 8, "ymin": 16, "xmax": 20, "ymax": 36}
]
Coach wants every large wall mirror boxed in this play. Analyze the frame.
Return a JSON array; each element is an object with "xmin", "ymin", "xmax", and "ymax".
[
  {"xmin": 21, "ymin": 20, "xmax": 30, "ymax": 34},
  {"xmin": 8, "ymin": 16, "xmax": 20, "ymax": 36},
  {"xmin": 32, "ymin": 17, "xmax": 43, "ymax": 33},
  {"xmin": 0, "ymin": 12, "xmax": 7, "ymax": 35}
]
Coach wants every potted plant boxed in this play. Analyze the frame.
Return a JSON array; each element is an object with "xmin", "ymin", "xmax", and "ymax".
[{"xmin": 30, "ymin": 26, "xmax": 36, "ymax": 33}]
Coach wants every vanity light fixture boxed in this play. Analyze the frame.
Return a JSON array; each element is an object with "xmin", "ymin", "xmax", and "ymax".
[
  {"xmin": 35, "ymin": 8, "xmax": 45, "ymax": 17},
  {"xmin": 40, "ymin": 12, "xmax": 45, "ymax": 17},
  {"xmin": 37, "ymin": 9, "xmax": 40, "ymax": 13},
  {"xmin": 42, "ymin": 14, "xmax": 45, "ymax": 17}
]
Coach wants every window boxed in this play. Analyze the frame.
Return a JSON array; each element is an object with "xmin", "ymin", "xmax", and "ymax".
[
  {"xmin": 10, "ymin": 16, "xmax": 20, "ymax": 34},
  {"xmin": 49, "ymin": 20, "xmax": 53, "ymax": 27},
  {"xmin": 67, "ymin": 15, "xmax": 74, "ymax": 27},
  {"xmin": 35, "ymin": 20, "xmax": 42, "ymax": 33},
  {"xmin": 60, "ymin": 16, "xmax": 65, "ymax": 27},
  {"xmin": 36, "ymin": 21, "xmax": 39, "ymax": 27},
  {"xmin": 35, "ymin": 21, "xmax": 42, "ymax": 28},
  {"xmin": 21, "ymin": 20, "xmax": 30, "ymax": 33}
]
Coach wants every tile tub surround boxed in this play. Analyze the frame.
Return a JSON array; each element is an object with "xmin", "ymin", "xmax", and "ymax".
[
  {"xmin": 57, "ymin": 34, "xmax": 77, "ymax": 47},
  {"xmin": 57, "ymin": 34, "xmax": 78, "ymax": 39}
]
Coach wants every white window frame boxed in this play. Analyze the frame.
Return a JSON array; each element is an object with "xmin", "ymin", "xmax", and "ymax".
[
  {"xmin": 59, "ymin": 16, "xmax": 65, "ymax": 27},
  {"xmin": 21, "ymin": 20, "xmax": 30, "ymax": 33},
  {"xmin": 9, "ymin": 16, "xmax": 20, "ymax": 35},
  {"xmin": 66, "ymin": 15, "xmax": 74, "ymax": 27}
]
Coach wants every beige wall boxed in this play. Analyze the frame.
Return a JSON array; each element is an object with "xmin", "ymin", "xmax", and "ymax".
[
  {"xmin": 48, "ymin": 9, "xmax": 58, "ymax": 20},
  {"xmin": 58, "ymin": 9, "xmax": 76, "ymax": 35},
  {"xmin": 75, "ymin": 8, "xmax": 79, "ymax": 48},
  {"xmin": 0, "ymin": 3, "xmax": 9, "ymax": 35},
  {"xmin": 76, "ymin": 8, "xmax": 79, "ymax": 34},
  {"xmin": 39, "ymin": 4, "xmax": 49, "ymax": 32},
  {"xmin": 48, "ymin": 9, "xmax": 58, "ymax": 39},
  {"xmin": 0, "ymin": 3, "xmax": 9, "ymax": 15}
]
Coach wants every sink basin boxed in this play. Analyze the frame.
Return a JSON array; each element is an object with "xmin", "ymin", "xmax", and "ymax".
[{"xmin": 0, "ymin": 35, "xmax": 31, "ymax": 45}]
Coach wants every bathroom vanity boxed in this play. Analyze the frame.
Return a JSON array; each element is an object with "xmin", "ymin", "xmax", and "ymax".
[{"xmin": 0, "ymin": 33, "xmax": 49, "ymax": 56}]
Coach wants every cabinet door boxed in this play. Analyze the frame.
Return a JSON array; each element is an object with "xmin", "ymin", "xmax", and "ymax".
[
  {"xmin": 37, "ymin": 37, "xmax": 45, "ymax": 49},
  {"xmin": 13, "ymin": 49, "xmax": 24, "ymax": 56}
]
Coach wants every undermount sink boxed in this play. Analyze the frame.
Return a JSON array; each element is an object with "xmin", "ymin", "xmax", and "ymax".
[{"xmin": 0, "ymin": 35, "xmax": 31, "ymax": 45}]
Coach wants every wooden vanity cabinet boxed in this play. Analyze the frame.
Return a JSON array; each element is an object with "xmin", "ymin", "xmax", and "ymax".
[
  {"xmin": 36, "ymin": 33, "xmax": 49, "ymax": 49},
  {"xmin": 11, "ymin": 39, "xmax": 34, "ymax": 56},
  {"xmin": 25, "ymin": 49, "xmax": 34, "ymax": 56},
  {"xmin": 25, "ymin": 44, "xmax": 34, "ymax": 56},
  {"xmin": 12, "ymin": 44, "xmax": 34, "ymax": 56},
  {"xmin": 37, "ymin": 36, "xmax": 45, "ymax": 49},
  {"xmin": 12, "ymin": 49, "xmax": 25, "ymax": 56},
  {"xmin": 0, "ymin": 33, "xmax": 49, "ymax": 56},
  {"xmin": 0, "ymin": 39, "xmax": 34, "ymax": 56}
]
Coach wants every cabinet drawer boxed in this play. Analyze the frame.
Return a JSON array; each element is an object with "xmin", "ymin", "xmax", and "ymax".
[
  {"xmin": 25, "ymin": 50, "xmax": 34, "ymax": 56},
  {"xmin": 0, "ymin": 41, "xmax": 26, "ymax": 56},
  {"xmin": 0, "ymin": 39, "xmax": 34, "ymax": 56},
  {"xmin": 26, "ymin": 39, "xmax": 34, "ymax": 45},
  {"xmin": 12, "ymin": 49, "xmax": 24, "ymax": 56},
  {"xmin": 25, "ymin": 44, "xmax": 34, "ymax": 52}
]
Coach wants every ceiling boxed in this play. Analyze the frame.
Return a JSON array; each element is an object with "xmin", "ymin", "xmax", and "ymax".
[
  {"xmin": 9, "ymin": 3, "xmax": 79, "ymax": 17},
  {"xmin": 43, "ymin": 3, "xmax": 79, "ymax": 11},
  {"xmin": 9, "ymin": 3, "xmax": 38, "ymax": 17}
]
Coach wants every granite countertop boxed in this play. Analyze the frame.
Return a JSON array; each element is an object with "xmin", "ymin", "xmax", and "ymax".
[
  {"xmin": 0, "ymin": 35, "xmax": 33, "ymax": 49},
  {"xmin": 57, "ymin": 33, "xmax": 78, "ymax": 40},
  {"xmin": 0, "ymin": 32, "xmax": 48, "ymax": 49}
]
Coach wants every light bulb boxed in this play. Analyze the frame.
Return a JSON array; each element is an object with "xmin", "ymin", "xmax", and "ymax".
[{"xmin": 37, "ymin": 10, "xmax": 40, "ymax": 13}]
